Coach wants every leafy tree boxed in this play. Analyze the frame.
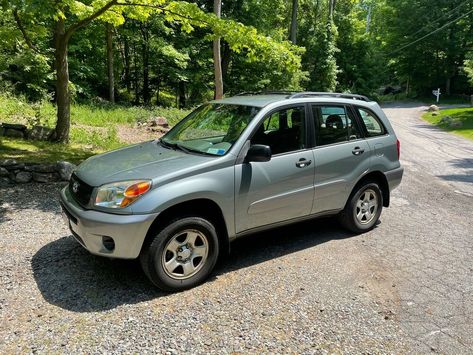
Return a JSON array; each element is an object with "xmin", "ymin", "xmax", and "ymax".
[
  {"xmin": 375, "ymin": 0, "xmax": 473, "ymax": 95},
  {"xmin": 6, "ymin": 0, "xmax": 303, "ymax": 142}
]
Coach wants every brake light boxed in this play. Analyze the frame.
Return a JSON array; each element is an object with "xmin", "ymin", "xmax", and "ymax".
[{"xmin": 396, "ymin": 139, "xmax": 400, "ymax": 159}]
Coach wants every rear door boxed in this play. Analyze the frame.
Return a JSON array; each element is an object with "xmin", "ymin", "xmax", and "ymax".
[
  {"xmin": 310, "ymin": 104, "xmax": 371, "ymax": 214},
  {"xmin": 234, "ymin": 105, "xmax": 315, "ymax": 233}
]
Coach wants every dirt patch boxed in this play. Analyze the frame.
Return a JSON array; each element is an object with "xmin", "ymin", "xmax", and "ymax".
[{"xmin": 116, "ymin": 124, "xmax": 163, "ymax": 145}]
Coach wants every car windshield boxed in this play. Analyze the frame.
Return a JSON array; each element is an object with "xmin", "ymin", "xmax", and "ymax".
[{"xmin": 161, "ymin": 103, "xmax": 260, "ymax": 156}]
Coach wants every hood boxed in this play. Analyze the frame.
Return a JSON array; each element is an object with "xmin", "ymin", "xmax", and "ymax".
[{"xmin": 75, "ymin": 140, "xmax": 215, "ymax": 187}]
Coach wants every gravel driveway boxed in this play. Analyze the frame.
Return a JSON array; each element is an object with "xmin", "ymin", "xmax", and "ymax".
[{"xmin": 0, "ymin": 103, "xmax": 472, "ymax": 353}]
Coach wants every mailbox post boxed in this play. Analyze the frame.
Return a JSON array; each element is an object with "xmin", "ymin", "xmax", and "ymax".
[{"xmin": 432, "ymin": 88, "xmax": 441, "ymax": 103}]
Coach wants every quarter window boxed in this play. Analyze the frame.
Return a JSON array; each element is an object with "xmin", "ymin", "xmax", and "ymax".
[
  {"xmin": 251, "ymin": 106, "xmax": 306, "ymax": 155},
  {"xmin": 313, "ymin": 105, "xmax": 362, "ymax": 146},
  {"xmin": 356, "ymin": 107, "xmax": 386, "ymax": 137}
]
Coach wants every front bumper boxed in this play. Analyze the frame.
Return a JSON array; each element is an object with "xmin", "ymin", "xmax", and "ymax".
[
  {"xmin": 60, "ymin": 187, "xmax": 158, "ymax": 259},
  {"xmin": 385, "ymin": 166, "xmax": 404, "ymax": 191}
]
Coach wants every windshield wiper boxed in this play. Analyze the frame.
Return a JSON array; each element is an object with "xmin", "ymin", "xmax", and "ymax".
[
  {"xmin": 176, "ymin": 143, "xmax": 216, "ymax": 156},
  {"xmin": 160, "ymin": 139, "xmax": 216, "ymax": 156},
  {"xmin": 159, "ymin": 139, "xmax": 176, "ymax": 149}
]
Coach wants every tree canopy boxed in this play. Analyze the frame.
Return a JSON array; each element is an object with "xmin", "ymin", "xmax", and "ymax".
[{"xmin": 1, "ymin": 0, "xmax": 472, "ymax": 141}]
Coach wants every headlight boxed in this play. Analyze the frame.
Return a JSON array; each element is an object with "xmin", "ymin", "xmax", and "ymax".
[{"xmin": 95, "ymin": 180, "xmax": 151, "ymax": 208}]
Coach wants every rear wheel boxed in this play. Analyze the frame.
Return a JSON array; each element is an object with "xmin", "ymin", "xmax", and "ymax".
[
  {"xmin": 339, "ymin": 182, "xmax": 383, "ymax": 233},
  {"xmin": 140, "ymin": 217, "xmax": 219, "ymax": 292}
]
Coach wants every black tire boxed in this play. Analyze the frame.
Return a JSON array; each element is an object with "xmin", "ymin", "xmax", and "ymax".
[
  {"xmin": 339, "ymin": 182, "xmax": 383, "ymax": 233},
  {"xmin": 140, "ymin": 217, "xmax": 219, "ymax": 292}
]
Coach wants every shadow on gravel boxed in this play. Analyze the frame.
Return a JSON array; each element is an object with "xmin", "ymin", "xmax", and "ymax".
[
  {"xmin": 0, "ymin": 182, "xmax": 67, "ymax": 225},
  {"xmin": 32, "ymin": 216, "xmax": 358, "ymax": 313}
]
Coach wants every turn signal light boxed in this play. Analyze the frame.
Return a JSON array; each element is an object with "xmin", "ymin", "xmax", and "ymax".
[
  {"xmin": 120, "ymin": 181, "xmax": 151, "ymax": 207},
  {"xmin": 124, "ymin": 181, "xmax": 151, "ymax": 198}
]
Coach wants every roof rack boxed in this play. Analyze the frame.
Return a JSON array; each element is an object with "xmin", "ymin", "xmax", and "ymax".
[
  {"xmin": 234, "ymin": 91, "xmax": 294, "ymax": 97},
  {"xmin": 289, "ymin": 92, "xmax": 370, "ymax": 101}
]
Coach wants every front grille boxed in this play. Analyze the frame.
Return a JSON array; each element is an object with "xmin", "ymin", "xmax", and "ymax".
[{"xmin": 69, "ymin": 173, "xmax": 94, "ymax": 207}]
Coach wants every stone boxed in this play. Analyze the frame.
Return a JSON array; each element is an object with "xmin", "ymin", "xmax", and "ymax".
[
  {"xmin": 32, "ymin": 172, "xmax": 60, "ymax": 183},
  {"xmin": 427, "ymin": 104, "xmax": 439, "ymax": 112},
  {"xmin": 149, "ymin": 116, "xmax": 169, "ymax": 127},
  {"xmin": 56, "ymin": 161, "xmax": 76, "ymax": 181},
  {"xmin": 0, "ymin": 159, "xmax": 18, "ymax": 166},
  {"xmin": 26, "ymin": 126, "xmax": 55, "ymax": 141},
  {"xmin": 0, "ymin": 177, "xmax": 12, "ymax": 186},
  {"xmin": 25, "ymin": 164, "xmax": 57, "ymax": 173},
  {"xmin": 15, "ymin": 172, "xmax": 32, "ymax": 183},
  {"xmin": 2, "ymin": 123, "xmax": 27, "ymax": 131},
  {"xmin": 440, "ymin": 116, "xmax": 452, "ymax": 124},
  {"xmin": 4, "ymin": 128, "xmax": 25, "ymax": 138},
  {"xmin": 0, "ymin": 167, "xmax": 9, "ymax": 177},
  {"xmin": 431, "ymin": 112, "xmax": 439, "ymax": 116},
  {"xmin": 4, "ymin": 164, "xmax": 25, "ymax": 171}
]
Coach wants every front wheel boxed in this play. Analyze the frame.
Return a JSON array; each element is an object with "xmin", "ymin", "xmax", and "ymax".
[
  {"xmin": 339, "ymin": 182, "xmax": 383, "ymax": 233},
  {"xmin": 140, "ymin": 217, "xmax": 219, "ymax": 292}
]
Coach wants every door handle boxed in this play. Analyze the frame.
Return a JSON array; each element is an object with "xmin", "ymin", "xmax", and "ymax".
[
  {"xmin": 296, "ymin": 158, "xmax": 312, "ymax": 168},
  {"xmin": 352, "ymin": 147, "xmax": 365, "ymax": 156}
]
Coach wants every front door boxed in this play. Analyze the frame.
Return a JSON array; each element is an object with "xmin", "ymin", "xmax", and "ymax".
[{"xmin": 235, "ymin": 105, "xmax": 315, "ymax": 233}]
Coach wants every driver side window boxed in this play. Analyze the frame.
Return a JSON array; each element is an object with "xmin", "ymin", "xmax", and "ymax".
[{"xmin": 251, "ymin": 106, "xmax": 306, "ymax": 155}]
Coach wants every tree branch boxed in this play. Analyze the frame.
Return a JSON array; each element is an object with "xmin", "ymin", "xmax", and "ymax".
[
  {"xmin": 12, "ymin": 9, "xmax": 41, "ymax": 53},
  {"xmin": 115, "ymin": 2, "xmax": 210, "ymax": 25},
  {"xmin": 65, "ymin": 0, "xmax": 118, "ymax": 41}
]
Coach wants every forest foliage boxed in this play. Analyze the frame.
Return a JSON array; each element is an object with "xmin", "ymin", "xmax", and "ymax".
[{"xmin": 1, "ymin": 0, "xmax": 473, "ymax": 140}]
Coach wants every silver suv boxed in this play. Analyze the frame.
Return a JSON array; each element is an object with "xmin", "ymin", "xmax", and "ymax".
[{"xmin": 60, "ymin": 92, "xmax": 403, "ymax": 291}]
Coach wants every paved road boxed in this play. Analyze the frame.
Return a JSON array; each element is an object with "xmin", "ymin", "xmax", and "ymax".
[
  {"xmin": 0, "ymin": 103, "xmax": 472, "ymax": 353},
  {"xmin": 377, "ymin": 103, "xmax": 473, "ymax": 353}
]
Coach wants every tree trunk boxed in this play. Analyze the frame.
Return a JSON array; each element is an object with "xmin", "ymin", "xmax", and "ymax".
[
  {"xmin": 328, "ymin": 0, "xmax": 334, "ymax": 20},
  {"xmin": 106, "ymin": 23, "xmax": 115, "ymax": 103},
  {"xmin": 213, "ymin": 0, "xmax": 223, "ymax": 99},
  {"xmin": 141, "ymin": 24, "xmax": 150, "ymax": 105},
  {"xmin": 221, "ymin": 41, "xmax": 232, "ymax": 81},
  {"xmin": 178, "ymin": 81, "xmax": 186, "ymax": 108},
  {"xmin": 446, "ymin": 77, "xmax": 451, "ymax": 96},
  {"xmin": 133, "ymin": 42, "xmax": 140, "ymax": 105},
  {"xmin": 289, "ymin": 0, "xmax": 298, "ymax": 44},
  {"xmin": 124, "ymin": 36, "xmax": 131, "ymax": 93},
  {"xmin": 53, "ymin": 18, "xmax": 71, "ymax": 143}
]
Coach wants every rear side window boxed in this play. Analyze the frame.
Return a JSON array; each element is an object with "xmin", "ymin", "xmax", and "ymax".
[
  {"xmin": 313, "ymin": 105, "xmax": 362, "ymax": 146},
  {"xmin": 356, "ymin": 107, "xmax": 386, "ymax": 137}
]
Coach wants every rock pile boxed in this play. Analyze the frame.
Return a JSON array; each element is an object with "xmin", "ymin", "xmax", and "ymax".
[
  {"xmin": 0, "ymin": 123, "xmax": 55, "ymax": 140},
  {"xmin": 136, "ymin": 117, "xmax": 170, "ymax": 134},
  {"xmin": 0, "ymin": 160, "xmax": 76, "ymax": 184}
]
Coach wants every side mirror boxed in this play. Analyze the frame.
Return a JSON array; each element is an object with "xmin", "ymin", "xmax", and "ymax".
[{"xmin": 245, "ymin": 144, "xmax": 271, "ymax": 163}]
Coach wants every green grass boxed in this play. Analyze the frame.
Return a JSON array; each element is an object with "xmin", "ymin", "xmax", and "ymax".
[
  {"xmin": 0, "ymin": 137, "xmax": 95, "ymax": 164},
  {"xmin": 422, "ymin": 107, "xmax": 473, "ymax": 141},
  {"xmin": 0, "ymin": 93, "xmax": 190, "ymax": 128},
  {"xmin": 0, "ymin": 93, "xmax": 191, "ymax": 163}
]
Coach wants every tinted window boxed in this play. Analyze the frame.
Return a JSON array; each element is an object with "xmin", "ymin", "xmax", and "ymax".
[
  {"xmin": 313, "ymin": 105, "xmax": 362, "ymax": 146},
  {"xmin": 251, "ymin": 106, "xmax": 306, "ymax": 155},
  {"xmin": 356, "ymin": 107, "xmax": 386, "ymax": 137}
]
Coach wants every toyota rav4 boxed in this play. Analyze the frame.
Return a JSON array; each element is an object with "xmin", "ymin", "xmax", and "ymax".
[{"xmin": 60, "ymin": 92, "xmax": 403, "ymax": 291}]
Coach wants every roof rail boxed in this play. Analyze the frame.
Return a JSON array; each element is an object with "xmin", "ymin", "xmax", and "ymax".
[
  {"xmin": 234, "ymin": 91, "xmax": 294, "ymax": 97},
  {"xmin": 289, "ymin": 92, "xmax": 370, "ymax": 102}
]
